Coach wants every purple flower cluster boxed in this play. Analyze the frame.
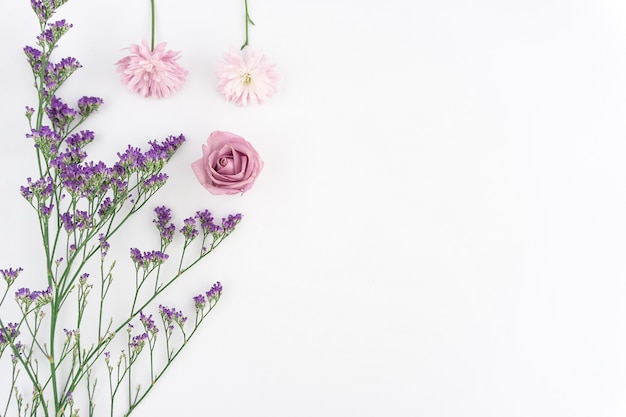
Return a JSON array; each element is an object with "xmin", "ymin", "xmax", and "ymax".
[
  {"xmin": 46, "ymin": 57, "xmax": 82, "ymax": 96},
  {"xmin": 46, "ymin": 95, "xmax": 76, "ymax": 133},
  {"xmin": 145, "ymin": 135, "xmax": 186, "ymax": 163},
  {"xmin": 180, "ymin": 217, "xmax": 199, "ymax": 241},
  {"xmin": 97, "ymin": 197, "xmax": 114, "ymax": 219},
  {"xmin": 153, "ymin": 206, "xmax": 175, "ymax": 244},
  {"xmin": 15, "ymin": 286, "xmax": 53, "ymax": 308},
  {"xmin": 139, "ymin": 311, "xmax": 159, "ymax": 336},
  {"xmin": 77, "ymin": 96, "xmax": 103, "ymax": 117},
  {"xmin": 36, "ymin": 19, "xmax": 72, "ymax": 47},
  {"xmin": 152, "ymin": 207, "xmax": 242, "ymax": 249},
  {"xmin": 78, "ymin": 273, "xmax": 90, "ymax": 286},
  {"xmin": 20, "ymin": 176, "xmax": 54, "ymax": 203},
  {"xmin": 159, "ymin": 305, "xmax": 187, "ymax": 332},
  {"xmin": 63, "ymin": 328, "xmax": 79, "ymax": 338},
  {"xmin": 193, "ymin": 281, "xmax": 223, "ymax": 310},
  {"xmin": 195, "ymin": 209, "xmax": 220, "ymax": 234},
  {"xmin": 51, "ymin": 151, "xmax": 112, "ymax": 200},
  {"xmin": 41, "ymin": 203, "xmax": 55, "ymax": 217},
  {"xmin": 98, "ymin": 233, "xmax": 110, "ymax": 257},
  {"xmin": 114, "ymin": 135, "xmax": 185, "ymax": 176},
  {"xmin": 22, "ymin": 132, "xmax": 185, "ymax": 216},
  {"xmin": 195, "ymin": 210, "xmax": 242, "ymax": 236},
  {"xmin": 60, "ymin": 210, "xmax": 92, "ymax": 232},
  {"xmin": 0, "ymin": 322, "xmax": 19, "ymax": 345},
  {"xmin": 129, "ymin": 248, "xmax": 169, "ymax": 269},
  {"xmin": 32, "ymin": 55, "xmax": 82, "ymax": 99},
  {"xmin": 23, "ymin": 46, "xmax": 42, "ymax": 71},
  {"xmin": 27, "ymin": 126, "xmax": 61, "ymax": 155},
  {"xmin": 222, "ymin": 214, "xmax": 243, "ymax": 233},
  {"xmin": 30, "ymin": 0, "xmax": 70, "ymax": 24},
  {"xmin": 23, "ymin": 16, "xmax": 81, "ymax": 98},
  {"xmin": 66, "ymin": 129, "xmax": 95, "ymax": 148},
  {"xmin": 143, "ymin": 173, "xmax": 169, "ymax": 192},
  {"xmin": 192, "ymin": 294, "xmax": 206, "ymax": 310},
  {"xmin": 207, "ymin": 281, "xmax": 223, "ymax": 300},
  {"xmin": 129, "ymin": 332, "xmax": 148, "ymax": 353},
  {"xmin": 1, "ymin": 267, "xmax": 24, "ymax": 286}
]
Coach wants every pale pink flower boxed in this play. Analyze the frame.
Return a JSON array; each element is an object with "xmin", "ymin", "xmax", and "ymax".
[
  {"xmin": 216, "ymin": 47, "xmax": 278, "ymax": 106},
  {"xmin": 116, "ymin": 40, "xmax": 188, "ymax": 98}
]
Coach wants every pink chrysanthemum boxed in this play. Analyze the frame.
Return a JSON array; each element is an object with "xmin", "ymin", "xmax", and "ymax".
[
  {"xmin": 216, "ymin": 47, "xmax": 279, "ymax": 106},
  {"xmin": 116, "ymin": 40, "xmax": 188, "ymax": 98}
]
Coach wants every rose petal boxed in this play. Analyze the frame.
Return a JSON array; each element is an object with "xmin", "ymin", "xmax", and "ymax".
[{"xmin": 191, "ymin": 131, "xmax": 263, "ymax": 195}]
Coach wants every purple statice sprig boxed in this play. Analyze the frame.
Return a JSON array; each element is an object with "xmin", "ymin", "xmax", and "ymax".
[
  {"xmin": 193, "ymin": 281, "xmax": 222, "ymax": 311},
  {"xmin": 20, "ymin": 176, "xmax": 54, "ymax": 204},
  {"xmin": 193, "ymin": 282, "xmax": 223, "ymax": 325},
  {"xmin": 36, "ymin": 19, "xmax": 72, "ymax": 49},
  {"xmin": 26, "ymin": 126, "xmax": 61, "ymax": 157},
  {"xmin": 158, "ymin": 304, "xmax": 187, "ymax": 360},
  {"xmin": 15, "ymin": 286, "xmax": 53, "ymax": 310},
  {"xmin": 4, "ymin": 3, "xmax": 242, "ymax": 416},
  {"xmin": 45, "ymin": 96, "xmax": 76, "ymax": 135},
  {"xmin": 195, "ymin": 210, "xmax": 243, "ymax": 238},
  {"xmin": 137, "ymin": 312, "xmax": 159, "ymax": 370},
  {"xmin": 153, "ymin": 206, "xmax": 176, "ymax": 247},
  {"xmin": 158, "ymin": 305, "xmax": 187, "ymax": 335},
  {"xmin": 139, "ymin": 311, "xmax": 159, "ymax": 338},
  {"xmin": 150, "ymin": 207, "xmax": 243, "ymax": 270},
  {"xmin": 196, "ymin": 211, "xmax": 243, "ymax": 254},
  {"xmin": 98, "ymin": 233, "xmax": 110, "ymax": 258},
  {"xmin": 0, "ymin": 322, "xmax": 19, "ymax": 349},
  {"xmin": 206, "ymin": 281, "xmax": 223, "ymax": 303},
  {"xmin": 31, "ymin": 0, "xmax": 70, "ymax": 25},
  {"xmin": 114, "ymin": 135, "xmax": 186, "ymax": 180},
  {"xmin": 180, "ymin": 217, "xmax": 199, "ymax": 242},
  {"xmin": 43, "ymin": 96, "xmax": 102, "ymax": 137},
  {"xmin": 1, "ymin": 268, "xmax": 24, "ymax": 287},
  {"xmin": 127, "ymin": 323, "xmax": 148, "ymax": 359},
  {"xmin": 41, "ymin": 57, "xmax": 83, "ymax": 100},
  {"xmin": 129, "ymin": 248, "xmax": 169, "ymax": 271},
  {"xmin": 23, "ymin": 16, "xmax": 82, "ymax": 106},
  {"xmin": 76, "ymin": 96, "xmax": 103, "ymax": 118}
]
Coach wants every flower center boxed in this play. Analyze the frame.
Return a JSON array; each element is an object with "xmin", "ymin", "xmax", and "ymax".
[
  {"xmin": 242, "ymin": 72, "xmax": 252, "ymax": 85},
  {"xmin": 219, "ymin": 157, "xmax": 230, "ymax": 167}
]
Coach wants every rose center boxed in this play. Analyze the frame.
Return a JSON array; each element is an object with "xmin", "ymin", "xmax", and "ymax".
[{"xmin": 219, "ymin": 157, "xmax": 230, "ymax": 167}]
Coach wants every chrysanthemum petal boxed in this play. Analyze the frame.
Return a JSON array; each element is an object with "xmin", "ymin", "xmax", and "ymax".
[
  {"xmin": 115, "ymin": 40, "xmax": 188, "ymax": 98},
  {"xmin": 216, "ymin": 47, "xmax": 279, "ymax": 106}
]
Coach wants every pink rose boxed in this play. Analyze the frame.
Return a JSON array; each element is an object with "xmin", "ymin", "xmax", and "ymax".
[{"xmin": 191, "ymin": 131, "xmax": 263, "ymax": 195}]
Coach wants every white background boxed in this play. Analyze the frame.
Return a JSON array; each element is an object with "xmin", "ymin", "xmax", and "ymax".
[{"xmin": 1, "ymin": 0, "xmax": 626, "ymax": 416}]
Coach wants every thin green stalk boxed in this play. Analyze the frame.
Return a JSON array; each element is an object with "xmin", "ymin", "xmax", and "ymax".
[
  {"xmin": 150, "ymin": 0, "xmax": 155, "ymax": 51},
  {"xmin": 2, "ymin": 360, "xmax": 18, "ymax": 417},
  {"xmin": 124, "ymin": 302, "xmax": 218, "ymax": 417},
  {"xmin": 48, "ymin": 297, "xmax": 60, "ymax": 414},
  {"xmin": 241, "ymin": 0, "xmax": 255, "ymax": 50},
  {"xmin": 62, "ymin": 233, "xmax": 231, "ymax": 398}
]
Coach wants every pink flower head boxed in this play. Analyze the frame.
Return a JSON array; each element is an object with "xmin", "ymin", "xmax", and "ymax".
[
  {"xmin": 216, "ymin": 47, "xmax": 278, "ymax": 106},
  {"xmin": 191, "ymin": 131, "xmax": 263, "ymax": 195},
  {"xmin": 116, "ymin": 40, "xmax": 188, "ymax": 98}
]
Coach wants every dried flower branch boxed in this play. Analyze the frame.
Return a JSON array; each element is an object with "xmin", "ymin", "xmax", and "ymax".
[{"xmin": 0, "ymin": 2, "xmax": 240, "ymax": 416}]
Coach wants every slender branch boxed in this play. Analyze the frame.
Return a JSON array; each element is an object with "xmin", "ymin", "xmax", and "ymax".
[
  {"xmin": 150, "ymin": 0, "xmax": 156, "ymax": 51},
  {"xmin": 241, "ymin": 0, "xmax": 256, "ymax": 50}
]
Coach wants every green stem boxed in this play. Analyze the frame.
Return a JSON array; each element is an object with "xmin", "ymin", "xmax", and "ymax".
[
  {"xmin": 49, "ymin": 298, "xmax": 60, "ymax": 414},
  {"xmin": 241, "ymin": 0, "xmax": 255, "ymax": 50},
  {"xmin": 150, "ymin": 0, "xmax": 155, "ymax": 51},
  {"xmin": 2, "ymin": 360, "xmax": 18, "ymax": 417},
  {"xmin": 124, "ymin": 302, "xmax": 218, "ymax": 417},
  {"xmin": 62, "ymin": 232, "xmax": 231, "ymax": 399}
]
